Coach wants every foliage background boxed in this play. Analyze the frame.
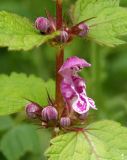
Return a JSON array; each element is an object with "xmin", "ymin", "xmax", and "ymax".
[{"xmin": 0, "ymin": 0, "xmax": 127, "ymax": 159}]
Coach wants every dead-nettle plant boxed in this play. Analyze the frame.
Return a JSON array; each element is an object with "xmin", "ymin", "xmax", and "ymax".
[{"xmin": 1, "ymin": 0, "xmax": 127, "ymax": 159}]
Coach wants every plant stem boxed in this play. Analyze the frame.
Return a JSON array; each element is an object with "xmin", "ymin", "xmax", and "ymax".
[
  {"xmin": 56, "ymin": 0, "xmax": 63, "ymax": 29},
  {"xmin": 55, "ymin": 0, "xmax": 64, "ymax": 117}
]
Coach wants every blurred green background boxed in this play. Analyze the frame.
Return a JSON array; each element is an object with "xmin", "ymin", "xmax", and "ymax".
[{"xmin": 0, "ymin": 0, "xmax": 127, "ymax": 159}]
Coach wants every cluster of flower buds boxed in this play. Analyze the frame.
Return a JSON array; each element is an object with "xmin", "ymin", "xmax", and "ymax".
[
  {"xmin": 35, "ymin": 14, "xmax": 89, "ymax": 44},
  {"xmin": 59, "ymin": 56, "xmax": 97, "ymax": 115},
  {"xmin": 26, "ymin": 103, "xmax": 71, "ymax": 128},
  {"xmin": 26, "ymin": 103, "xmax": 58, "ymax": 126},
  {"xmin": 26, "ymin": 102, "xmax": 71, "ymax": 128},
  {"xmin": 35, "ymin": 16, "xmax": 70, "ymax": 43}
]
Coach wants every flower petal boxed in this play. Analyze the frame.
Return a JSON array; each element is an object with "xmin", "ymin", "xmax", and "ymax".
[
  {"xmin": 88, "ymin": 97, "xmax": 97, "ymax": 110},
  {"xmin": 72, "ymin": 76, "xmax": 86, "ymax": 94},
  {"xmin": 61, "ymin": 80, "xmax": 77, "ymax": 100},
  {"xmin": 71, "ymin": 95, "xmax": 90, "ymax": 114},
  {"xmin": 59, "ymin": 56, "xmax": 91, "ymax": 77}
]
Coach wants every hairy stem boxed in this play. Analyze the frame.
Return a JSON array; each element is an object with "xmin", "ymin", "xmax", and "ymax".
[
  {"xmin": 55, "ymin": 0, "xmax": 64, "ymax": 117},
  {"xmin": 56, "ymin": 0, "xmax": 63, "ymax": 29}
]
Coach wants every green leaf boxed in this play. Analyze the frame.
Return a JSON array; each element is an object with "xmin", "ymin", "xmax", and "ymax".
[
  {"xmin": 0, "ymin": 116, "xmax": 14, "ymax": 131},
  {"xmin": 73, "ymin": 0, "xmax": 127, "ymax": 46},
  {"xmin": 46, "ymin": 120, "xmax": 127, "ymax": 160},
  {"xmin": 0, "ymin": 73, "xmax": 55, "ymax": 115},
  {"xmin": 0, "ymin": 124, "xmax": 41, "ymax": 160},
  {"xmin": 0, "ymin": 11, "xmax": 57, "ymax": 51}
]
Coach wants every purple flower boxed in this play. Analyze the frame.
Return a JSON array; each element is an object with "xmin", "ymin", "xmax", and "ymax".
[
  {"xmin": 59, "ymin": 56, "xmax": 97, "ymax": 114},
  {"xmin": 41, "ymin": 106, "xmax": 58, "ymax": 121}
]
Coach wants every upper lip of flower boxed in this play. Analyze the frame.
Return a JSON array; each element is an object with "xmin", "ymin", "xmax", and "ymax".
[{"xmin": 58, "ymin": 56, "xmax": 91, "ymax": 75}]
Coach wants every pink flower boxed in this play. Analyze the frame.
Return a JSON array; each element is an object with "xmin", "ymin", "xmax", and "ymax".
[{"xmin": 59, "ymin": 56, "xmax": 97, "ymax": 114}]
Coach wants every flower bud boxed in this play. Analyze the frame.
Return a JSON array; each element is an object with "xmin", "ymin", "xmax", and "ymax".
[
  {"xmin": 60, "ymin": 117, "xmax": 71, "ymax": 127},
  {"xmin": 56, "ymin": 31, "xmax": 69, "ymax": 43},
  {"xmin": 41, "ymin": 106, "xmax": 58, "ymax": 121},
  {"xmin": 35, "ymin": 17, "xmax": 50, "ymax": 33},
  {"xmin": 79, "ymin": 113, "xmax": 88, "ymax": 120},
  {"xmin": 26, "ymin": 103, "xmax": 40, "ymax": 118},
  {"xmin": 78, "ymin": 23, "xmax": 89, "ymax": 37}
]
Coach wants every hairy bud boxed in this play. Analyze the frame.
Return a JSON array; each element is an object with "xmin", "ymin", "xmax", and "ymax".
[
  {"xmin": 35, "ymin": 17, "xmax": 50, "ymax": 33},
  {"xmin": 56, "ymin": 31, "xmax": 69, "ymax": 43},
  {"xmin": 41, "ymin": 106, "xmax": 58, "ymax": 121},
  {"xmin": 79, "ymin": 113, "xmax": 88, "ymax": 120},
  {"xmin": 78, "ymin": 23, "xmax": 89, "ymax": 37},
  {"xmin": 60, "ymin": 117, "xmax": 71, "ymax": 127},
  {"xmin": 26, "ymin": 103, "xmax": 40, "ymax": 118}
]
